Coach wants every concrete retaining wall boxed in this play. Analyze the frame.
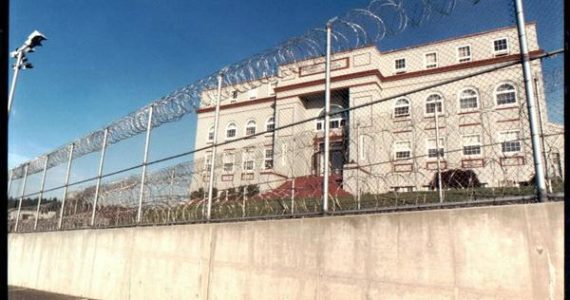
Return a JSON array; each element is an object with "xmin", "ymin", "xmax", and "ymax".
[{"xmin": 9, "ymin": 202, "xmax": 564, "ymax": 299}]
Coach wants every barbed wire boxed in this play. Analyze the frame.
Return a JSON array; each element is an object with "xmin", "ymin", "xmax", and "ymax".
[{"xmin": 9, "ymin": 0, "xmax": 485, "ymax": 179}]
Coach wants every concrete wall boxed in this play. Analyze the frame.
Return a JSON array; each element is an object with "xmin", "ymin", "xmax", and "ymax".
[{"xmin": 9, "ymin": 202, "xmax": 564, "ymax": 300}]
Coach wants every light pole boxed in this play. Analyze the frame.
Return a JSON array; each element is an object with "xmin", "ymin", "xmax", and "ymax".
[{"xmin": 8, "ymin": 30, "xmax": 47, "ymax": 115}]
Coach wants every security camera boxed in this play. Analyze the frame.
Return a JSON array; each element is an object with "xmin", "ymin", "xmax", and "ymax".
[{"xmin": 24, "ymin": 30, "xmax": 47, "ymax": 48}]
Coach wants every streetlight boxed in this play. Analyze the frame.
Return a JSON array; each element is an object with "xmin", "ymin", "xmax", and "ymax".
[{"xmin": 8, "ymin": 30, "xmax": 47, "ymax": 115}]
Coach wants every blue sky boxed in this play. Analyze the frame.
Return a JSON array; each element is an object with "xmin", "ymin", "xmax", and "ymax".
[{"xmin": 8, "ymin": 0, "xmax": 563, "ymax": 183}]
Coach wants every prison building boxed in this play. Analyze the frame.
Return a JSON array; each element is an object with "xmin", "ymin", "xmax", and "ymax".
[{"xmin": 192, "ymin": 23, "xmax": 564, "ymax": 196}]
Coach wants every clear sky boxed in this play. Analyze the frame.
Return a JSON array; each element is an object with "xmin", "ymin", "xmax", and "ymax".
[{"xmin": 8, "ymin": 0, "xmax": 563, "ymax": 181}]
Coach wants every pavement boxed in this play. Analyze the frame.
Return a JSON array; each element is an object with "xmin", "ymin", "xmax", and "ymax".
[{"xmin": 8, "ymin": 286, "xmax": 95, "ymax": 300}]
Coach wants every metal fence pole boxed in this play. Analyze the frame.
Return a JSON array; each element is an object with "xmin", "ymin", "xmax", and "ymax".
[
  {"xmin": 533, "ymin": 76, "xmax": 553, "ymax": 193},
  {"xmin": 90, "ymin": 128, "xmax": 109, "ymax": 226},
  {"xmin": 14, "ymin": 164, "xmax": 29, "ymax": 232},
  {"xmin": 356, "ymin": 122, "xmax": 361, "ymax": 210},
  {"xmin": 514, "ymin": 0, "xmax": 547, "ymax": 202},
  {"xmin": 34, "ymin": 156, "xmax": 49, "ymax": 231},
  {"xmin": 290, "ymin": 178, "xmax": 296, "ymax": 214},
  {"xmin": 136, "ymin": 106, "xmax": 154, "ymax": 223},
  {"xmin": 242, "ymin": 185, "xmax": 247, "ymax": 218},
  {"xmin": 207, "ymin": 73, "xmax": 224, "ymax": 220},
  {"xmin": 58, "ymin": 143, "xmax": 75, "ymax": 230},
  {"xmin": 323, "ymin": 18, "xmax": 335, "ymax": 213},
  {"xmin": 434, "ymin": 109, "xmax": 444, "ymax": 203}
]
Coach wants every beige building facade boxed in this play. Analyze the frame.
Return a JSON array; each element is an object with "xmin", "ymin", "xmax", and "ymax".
[{"xmin": 192, "ymin": 23, "xmax": 564, "ymax": 196}]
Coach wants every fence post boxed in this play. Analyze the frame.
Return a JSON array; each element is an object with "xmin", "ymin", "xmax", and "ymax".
[
  {"xmin": 533, "ymin": 76, "xmax": 553, "ymax": 193},
  {"xmin": 356, "ymin": 122, "xmax": 360, "ymax": 210},
  {"xmin": 58, "ymin": 143, "xmax": 75, "ymax": 230},
  {"xmin": 136, "ymin": 106, "xmax": 154, "ymax": 223},
  {"xmin": 14, "ymin": 164, "xmax": 29, "ymax": 232},
  {"xmin": 323, "ymin": 18, "xmax": 336, "ymax": 213},
  {"xmin": 242, "ymin": 185, "xmax": 247, "ymax": 218},
  {"xmin": 291, "ymin": 178, "xmax": 295, "ymax": 214},
  {"xmin": 207, "ymin": 73, "xmax": 224, "ymax": 220},
  {"xmin": 513, "ymin": 0, "xmax": 547, "ymax": 202},
  {"xmin": 91, "ymin": 128, "xmax": 109, "ymax": 227},
  {"xmin": 434, "ymin": 108, "xmax": 444, "ymax": 203},
  {"xmin": 34, "ymin": 156, "xmax": 49, "ymax": 231}
]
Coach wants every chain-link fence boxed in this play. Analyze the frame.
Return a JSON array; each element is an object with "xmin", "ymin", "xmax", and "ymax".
[{"xmin": 8, "ymin": 0, "xmax": 564, "ymax": 233}]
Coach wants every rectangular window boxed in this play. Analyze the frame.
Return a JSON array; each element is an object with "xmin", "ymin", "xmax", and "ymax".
[
  {"xmin": 425, "ymin": 52, "xmax": 437, "ymax": 69},
  {"xmin": 499, "ymin": 131, "xmax": 521, "ymax": 153},
  {"xmin": 394, "ymin": 58, "xmax": 406, "ymax": 73},
  {"xmin": 243, "ymin": 160, "xmax": 254, "ymax": 171},
  {"xmin": 462, "ymin": 134, "xmax": 482, "ymax": 156},
  {"xmin": 394, "ymin": 106, "xmax": 409, "ymax": 118},
  {"xmin": 246, "ymin": 126, "xmax": 256, "ymax": 136},
  {"xmin": 425, "ymin": 102, "xmax": 443, "ymax": 114},
  {"xmin": 226, "ymin": 128, "xmax": 236, "ymax": 139},
  {"xmin": 394, "ymin": 141, "xmax": 411, "ymax": 160},
  {"xmin": 264, "ymin": 148, "xmax": 274, "ymax": 170},
  {"xmin": 457, "ymin": 45, "xmax": 471, "ymax": 62},
  {"xmin": 493, "ymin": 38, "xmax": 509, "ymax": 56},
  {"xmin": 223, "ymin": 152, "xmax": 234, "ymax": 172},
  {"xmin": 427, "ymin": 138, "xmax": 445, "ymax": 158},
  {"xmin": 316, "ymin": 120, "xmax": 323, "ymax": 131},
  {"xmin": 204, "ymin": 153, "xmax": 212, "ymax": 172},
  {"xmin": 330, "ymin": 119, "xmax": 340, "ymax": 129}
]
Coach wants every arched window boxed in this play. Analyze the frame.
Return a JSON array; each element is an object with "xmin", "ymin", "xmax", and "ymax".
[
  {"xmin": 316, "ymin": 104, "xmax": 346, "ymax": 131},
  {"xmin": 226, "ymin": 122, "xmax": 237, "ymax": 139},
  {"xmin": 207, "ymin": 126, "xmax": 215, "ymax": 142},
  {"xmin": 495, "ymin": 83, "xmax": 517, "ymax": 106},
  {"xmin": 245, "ymin": 120, "xmax": 256, "ymax": 136},
  {"xmin": 394, "ymin": 98, "xmax": 410, "ymax": 118},
  {"xmin": 425, "ymin": 93, "xmax": 444, "ymax": 115},
  {"xmin": 458, "ymin": 88, "xmax": 479, "ymax": 110},
  {"xmin": 266, "ymin": 117, "xmax": 275, "ymax": 132}
]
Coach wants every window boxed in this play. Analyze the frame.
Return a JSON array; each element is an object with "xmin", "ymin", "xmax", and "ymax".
[
  {"xmin": 425, "ymin": 93, "xmax": 444, "ymax": 115},
  {"xmin": 223, "ymin": 152, "xmax": 234, "ymax": 172},
  {"xmin": 462, "ymin": 134, "xmax": 482, "ymax": 156},
  {"xmin": 427, "ymin": 138, "xmax": 445, "ymax": 158},
  {"xmin": 266, "ymin": 117, "xmax": 275, "ymax": 132},
  {"xmin": 459, "ymin": 88, "xmax": 479, "ymax": 110},
  {"xmin": 264, "ymin": 148, "xmax": 274, "ymax": 169},
  {"xmin": 243, "ymin": 152, "xmax": 255, "ymax": 172},
  {"xmin": 499, "ymin": 131, "xmax": 521, "ymax": 153},
  {"xmin": 394, "ymin": 58, "xmax": 406, "ymax": 73},
  {"xmin": 394, "ymin": 98, "xmax": 410, "ymax": 118},
  {"xmin": 457, "ymin": 45, "xmax": 471, "ymax": 62},
  {"xmin": 495, "ymin": 83, "xmax": 517, "ymax": 106},
  {"xmin": 245, "ymin": 120, "xmax": 256, "ymax": 136},
  {"xmin": 394, "ymin": 141, "xmax": 411, "ymax": 160},
  {"xmin": 226, "ymin": 122, "xmax": 237, "ymax": 139},
  {"xmin": 204, "ymin": 153, "xmax": 212, "ymax": 172},
  {"xmin": 316, "ymin": 105, "xmax": 346, "ymax": 131},
  {"xmin": 425, "ymin": 52, "xmax": 437, "ymax": 69},
  {"xmin": 248, "ymin": 88, "xmax": 258, "ymax": 99},
  {"xmin": 493, "ymin": 38, "xmax": 509, "ymax": 56},
  {"xmin": 207, "ymin": 126, "xmax": 215, "ymax": 142}
]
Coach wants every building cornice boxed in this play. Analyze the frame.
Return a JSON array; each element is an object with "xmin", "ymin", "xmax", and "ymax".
[{"xmin": 197, "ymin": 50, "xmax": 543, "ymax": 114}]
